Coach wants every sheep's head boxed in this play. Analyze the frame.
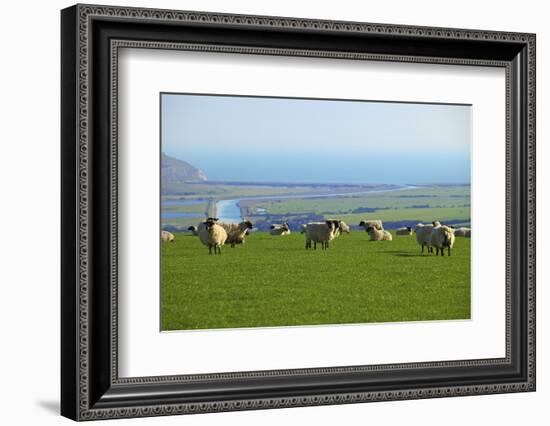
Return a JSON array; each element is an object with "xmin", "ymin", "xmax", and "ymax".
[
  {"xmin": 339, "ymin": 221, "xmax": 351, "ymax": 234},
  {"xmin": 205, "ymin": 218, "xmax": 218, "ymax": 229},
  {"xmin": 406, "ymin": 226, "xmax": 412, "ymax": 232},
  {"xmin": 432, "ymin": 220, "xmax": 441, "ymax": 227},
  {"xmin": 242, "ymin": 220, "xmax": 254, "ymax": 229},
  {"xmin": 358, "ymin": 220, "xmax": 366, "ymax": 227},
  {"xmin": 282, "ymin": 223, "xmax": 290, "ymax": 231},
  {"xmin": 187, "ymin": 226, "xmax": 196, "ymax": 231},
  {"xmin": 365, "ymin": 226, "xmax": 374, "ymax": 233},
  {"xmin": 270, "ymin": 225, "xmax": 276, "ymax": 229}
]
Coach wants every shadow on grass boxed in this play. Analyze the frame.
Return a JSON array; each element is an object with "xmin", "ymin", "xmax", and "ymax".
[{"xmin": 378, "ymin": 250, "xmax": 430, "ymax": 257}]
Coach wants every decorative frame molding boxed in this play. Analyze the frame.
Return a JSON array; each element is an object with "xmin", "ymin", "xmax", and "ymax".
[{"xmin": 61, "ymin": 4, "xmax": 535, "ymax": 421}]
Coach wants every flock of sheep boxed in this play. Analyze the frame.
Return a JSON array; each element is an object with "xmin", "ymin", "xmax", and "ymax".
[{"xmin": 160, "ymin": 218, "xmax": 470, "ymax": 256}]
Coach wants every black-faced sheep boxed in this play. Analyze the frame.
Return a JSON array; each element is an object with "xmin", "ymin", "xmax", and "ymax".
[
  {"xmin": 396, "ymin": 226, "xmax": 412, "ymax": 236},
  {"xmin": 219, "ymin": 220, "xmax": 254, "ymax": 248},
  {"xmin": 198, "ymin": 218, "xmax": 227, "ymax": 254},
  {"xmin": 187, "ymin": 225, "xmax": 199, "ymax": 236},
  {"xmin": 358, "ymin": 220, "xmax": 384, "ymax": 231},
  {"xmin": 304, "ymin": 220, "xmax": 342, "ymax": 250},
  {"xmin": 429, "ymin": 225, "xmax": 456, "ymax": 256},
  {"xmin": 270, "ymin": 222, "xmax": 291, "ymax": 236}
]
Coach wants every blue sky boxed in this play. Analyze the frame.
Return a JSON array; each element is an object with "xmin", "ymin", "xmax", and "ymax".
[{"xmin": 161, "ymin": 93, "xmax": 471, "ymax": 184}]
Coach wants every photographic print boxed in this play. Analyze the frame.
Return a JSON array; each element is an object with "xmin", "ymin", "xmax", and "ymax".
[{"xmin": 160, "ymin": 93, "xmax": 472, "ymax": 331}]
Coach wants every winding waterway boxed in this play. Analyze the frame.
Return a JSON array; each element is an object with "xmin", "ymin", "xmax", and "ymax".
[{"xmin": 215, "ymin": 185, "xmax": 418, "ymax": 223}]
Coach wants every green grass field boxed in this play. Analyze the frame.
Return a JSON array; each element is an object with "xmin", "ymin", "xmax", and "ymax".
[
  {"xmin": 245, "ymin": 185, "xmax": 470, "ymax": 225},
  {"xmin": 161, "ymin": 231, "xmax": 471, "ymax": 331}
]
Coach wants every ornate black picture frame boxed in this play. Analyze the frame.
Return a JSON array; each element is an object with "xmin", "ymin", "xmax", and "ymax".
[{"xmin": 61, "ymin": 4, "xmax": 536, "ymax": 421}]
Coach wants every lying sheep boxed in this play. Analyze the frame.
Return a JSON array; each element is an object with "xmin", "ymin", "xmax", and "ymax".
[
  {"xmin": 396, "ymin": 226, "xmax": 412, "ymax": 236},
  {"xmin": 429, "ymin": 225, "xmax": 456, "ymax": 256},
  {"xmin": 365, "ymin": 226, "xmax": 392, "ymax": 241},
  {"xmin": 198, "ymin": 218, "xmax": 227, "ymax": 254},
  {"xmin": 358, "ymin": 220, "xmax": 383, "ymax": 231},
  {"xmin": 219, "ymin": 220, "xmax": 254, "ymax": 248},
  {"xmin": 453, "ymin": 227, "xmax": 471, "ymax": 237},
  {"xmin": 161, "ymin": 230, "xmax": 175, "ymax": 242},
  {"xmin": 270, "ymin": 222, "xmax": 291, "ymax": 236},
  {"xmin": 187, "ymin": 225, "xmax": 199, "ymax": 236},
  {"xmin": 304, "ymin": 220, "xmax": 342, "ymax": 250}
]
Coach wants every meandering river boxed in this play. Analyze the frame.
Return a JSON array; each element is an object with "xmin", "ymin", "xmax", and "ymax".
[{"xmin": 215, "ymin": 185, "xmax": 418, "ymax": 223}]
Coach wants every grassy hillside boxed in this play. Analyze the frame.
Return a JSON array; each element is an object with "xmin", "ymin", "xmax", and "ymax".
[{"xmin": 161, "ymin": 231, "xmax": 471, "ymax": 331}]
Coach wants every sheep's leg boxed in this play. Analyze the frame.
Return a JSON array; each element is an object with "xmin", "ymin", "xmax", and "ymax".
[
  {"xmin": 208, "ymin": 244, "xmax": 212, "ymax": 255},
  {"xmin": 422, "ymin": 244, "xmax": 425, "ymax": 253},
  {"xmin": 448, "ymin": 246, "xmax": 451, "ymax": 256},
  {"xmin": 314, "ymin": 241, "xmax": 317, "ymax": 250},
  {"xmin": 441, "ymin": 247, "xmax": 445, "ymax": 256}
]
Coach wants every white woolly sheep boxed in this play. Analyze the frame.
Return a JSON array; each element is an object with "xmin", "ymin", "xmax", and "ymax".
[
  {"xmin": 365, "ymin": 226, "xmax": 392, "ymax": 241},
  {"xmin": 161, "ymin": 230, "xmax": 175, "ymax": 242},
  {"xmin": 358, "ymin": 220, "xmax": 384, "ymax": 231},
  {"xmin": 429, "ymin": 225, "xmax": 456, "ymax": 256},
  {"xmin": 453, "ymin": 227, "xmax": 471, "ymax": 237},
  {"xmin": 334, "ymin": 220, "xmax": 351, "ymax": 236},
  {"xmin": 219, "ymin": 220, "xmax": 254, "ymax": 248},
  {"xmin": 187, "ymin": 225, "xmax": 199, "ymax": 236},
  {"xmin": 415, "ymin": 223, "xmax": 436, "ymax": 253},
  {"xmin": 270, "ymin": 222, "xmax": 291, "ymax": 236},
  {"xmin": 304, "ymin": 220, "xmax": 342, "ymax": 250},
  {"xmin": 198, "ymin": 218, "xmax": 227, "ymax": 254},
  {"xmin": 396, "ymin": 226, "xmax": 412, "ymax": 236}
]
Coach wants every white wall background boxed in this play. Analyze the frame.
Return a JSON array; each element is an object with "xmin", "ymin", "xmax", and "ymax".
[{"xmin": 0, "ymin": 0, "xmax": 546, "ymax": 424}]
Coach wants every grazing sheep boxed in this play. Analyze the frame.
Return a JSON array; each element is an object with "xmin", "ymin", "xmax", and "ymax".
[
  {"xmin": 415, "ymin": 223, "xmax": 436, "ymax": 253},
  {"xmin": 187, "ymin": 225, "xmax": 199, "ymax": 236},
  {"xmin": 365, "ymin": 226, "xmax": 392, "ymax": 241},
  {"xmin": 198, "ymin": 218, "xmax": 227, "ymax": 254},
  {"xmin": 358, "ymin": 220, "xmax": 384, "ymax": 231},
  {"xmin": 219, "ymin": 220, "xmax": 254, "ymax": 248},
  {"xmin": 429, "ymin": 225, "xmax": 456, "ymax": 256},
  {"xmin": 270, "ymin": 222, "xmax": 291, "ymax": 236},
  {"xmin": 304, "ymin": 220, "xmax": 342, "ymax": 250},
  {"xmin": 396, "ymin": 226, "xmax": 412, "ymax": 236},
  {"xmin": 161, "ymin": 230, "xmax": 175, "ymax": 242},
  {"xmin": 453, "ymin": 227, "xmax": 471, "ymax": 237}
]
